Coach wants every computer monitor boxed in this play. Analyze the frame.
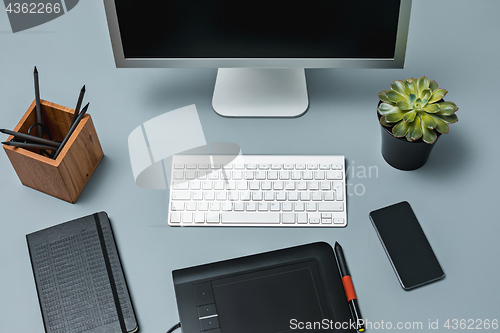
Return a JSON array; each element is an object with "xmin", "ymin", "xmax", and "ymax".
[{"xmin": 104, "ymin": 0, "xmax": 411, "ymax": 117}]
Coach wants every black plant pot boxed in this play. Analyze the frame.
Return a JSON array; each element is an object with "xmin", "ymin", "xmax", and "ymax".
[{"xmin": 378, "ymin": 107, "xmax": 439, "ymax": 171}]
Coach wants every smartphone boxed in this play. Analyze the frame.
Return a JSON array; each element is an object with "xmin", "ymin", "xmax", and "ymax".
[{"xmin": 369, "ymin": 201, "xmax": 445, "ymax": 290}]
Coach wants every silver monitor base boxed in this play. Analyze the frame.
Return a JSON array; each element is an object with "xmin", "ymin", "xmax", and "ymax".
[{"xmin": 212, "ymin": 68, "xmax": 309, "ymax": 117}]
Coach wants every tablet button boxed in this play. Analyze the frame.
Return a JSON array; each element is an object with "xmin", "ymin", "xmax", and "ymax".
[
  {"xmin": 193, "ymin": 282, "xmax": 215, "ymax": 305},
  {"xmin": 200, "ymin": 316, "xmax": 220, "ymax": 331},
  {"xmin": 197, "ymin": 303, "xmax": 217, "ymax": 318}
]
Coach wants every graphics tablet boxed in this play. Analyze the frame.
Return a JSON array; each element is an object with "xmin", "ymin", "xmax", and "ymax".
[{"xmin": 172, "ymin": 242, "xmax": 355, "ymax": 332}]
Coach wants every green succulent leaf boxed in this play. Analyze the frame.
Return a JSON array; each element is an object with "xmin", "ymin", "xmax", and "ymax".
[
  {"xmin": 386, "ymin": 90, "xmax": 409, "ymax": 103},
  {"xmin": 392, "ymin": 120, "xmax": 410, "ymax": 138},
  {"xmin": 409, "ymin": 116, "xmax": 422, "ymax": 141},
  {"xmin": 437, "ymin": 103, "xmax": 458, "ymax": 116},
  {"xmin": 437, "ymin": 101, "xmax": 458, "ymax": 110},
  {"xmin": 409, "ymin": 93, "xmax": 416, "ymax": 103},
  {"xmin": 428, "ymin": 88, "xmax": 448, "ymax": 104},
  {"xmin": 417, "ymin": 76, "xmax": 430, "ymax": 96},
  {"xmin": 421, "ymin": 124, "xmax": 438, "ymax": 144},
  {"xmin": 380, "ymin": 116, "xmax": 391, "ymax": 127},
  {"xmin": 429, "ymin": 80, "xmax": 438, "ymax": 92},
  {"xmin": 390, "ymin": 80, "xmax": 408, "ymax": 97},
  {"xmin": 404, "ymin": 79, "xmax": 417, "ymax": 96},
  {"xmin": 378, "ymin": 102, "xmax": 400, "ymax": 115},
  {"xmin": 385, "ymin": 110, "xmax": 406, "ymax": 123},
  {"xmin": 434, "ymin": 113, "xmax": 459, "ymax": 124},
  {"xmin": 396, "ymin": 100, "xmax": 413, "ymax": 111},
  {"xmin": 403, "ymin": 110, "xmax": 416, "ymax": 122},
  {"xmin": 431, "ymin": 116, "xmax": 450, "ymax": 134},
  {"xmin": 378, "ymin": 91, "xmax": 393, "ymax": 103},
  {"xmin": 420, "ymin": 112, "xmax": 437, "ymax": 129},
  {"xmin": 422, "ymin": 104, "xmax": 440, "ymax": 113},
  {"xmin": 421, "ymin": 89, "xmax": 432, "ymax": 102}
]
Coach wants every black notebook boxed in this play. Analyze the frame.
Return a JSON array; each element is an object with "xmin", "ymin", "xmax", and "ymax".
[{"xmin": 26, "ymin": 212, "xmax": 138, "ymax": 333}]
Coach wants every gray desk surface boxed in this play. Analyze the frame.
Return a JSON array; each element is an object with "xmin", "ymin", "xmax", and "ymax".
[{"xmin": 1, "ymin": 1, "xmax": 499, "ymax": 332}]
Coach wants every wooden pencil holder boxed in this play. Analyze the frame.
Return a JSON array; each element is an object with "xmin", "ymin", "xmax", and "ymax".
[{"xmin": 2, "ymin": 99, "xmax": 104, "ymax": 203}]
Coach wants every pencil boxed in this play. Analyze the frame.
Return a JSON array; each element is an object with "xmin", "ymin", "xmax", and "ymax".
[
  {"xmin": 3, "ymin": 141, "xmax": 57, "ymax": 151},
  {"xmin": 53, "ymin": 102, "xmax": 89, "ymax": 160},
  {"xmin": 34, "ymin": 66, "xmax": 43, "ymax": 138},
  {"xmin": 72, "ymin": 85, "xmax": 85, "ymax": 125},
  {"xmin": 0, "ymin": 129, "xmax": 60, "ymax": 147}
]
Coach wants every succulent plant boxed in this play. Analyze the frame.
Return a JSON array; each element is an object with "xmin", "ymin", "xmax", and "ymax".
[{"xmin": 378, "ymin": 76, "xmax": 458, "ymax": 144}]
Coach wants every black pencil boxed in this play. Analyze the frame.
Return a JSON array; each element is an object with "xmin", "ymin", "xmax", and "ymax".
[
  {"xmin": 53, "ymin": 102, "xmax": 89, "ymax": 160},
  {"xmin": 0, "ymin": 129, "xmax": 60, "ymax": 147},
  {"xmin": 3, "ymin": 141, "xmax": 57, "ymax": 151},
  {"xmin": 34, "ymin": 66, "xmax": 43, "ymax": 138},
  {"xmin": 71, "ymin": 85, "xmax": 85, "ymax": 125}
]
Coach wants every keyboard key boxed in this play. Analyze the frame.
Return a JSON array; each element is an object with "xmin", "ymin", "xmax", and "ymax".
[
  {"xmin": 172, "ymin": 181, "xmax": 189, "ymax": 190},
  {"xmin": 273, "ymin": 181, "xmax": 284, "ymax": 190},
  {"xmin": 314, "ymin": 171, "xmax": 325, "ymax": 180},
  {"xmin": 282, "ymin": 202, "xmax": 293, "ymax": 211},
  {"xmin": 249, "ymin": 181, "xmax": 260, "ymax": 190},
  {"xmin": 170, "ymin": 212, "xmax": 181, "ymax": 223},
  {"xmin": 306, "ymin": 202, "xmax": 317, "ymax": 211},
  {"xmin": 252, "ymin": 191, "xmax": 263, "ymax": 201},
  {"xmin": 318, "ymin": 202, "xmax": 344, "ymax": 212},
  {"xmin": 193, "ymin": 191, "xmax": 203, "ymax": 200},
  {"xmin": 261, "ymin": 181, "xmax": 272, "ymax": 190},
  {"xmin": 194, "ymin": 213, "xmax": 205, "ymax": 223},
  {"xmin": 244, "ymin": 171, "xmax": 254, "ymax": 180},
  {"xmin": 294, "ymin": 202, "xmax": 305, "ymax": 211},
  {"xmin": 182, "ymin": 212, "xmax": 193, "ymax": 223},
  {"xmin": 279, "ymin": 171, "xmax": 290, "ymax": 180},
  {"xmin": 255, "ymin": 171, "xmax": 266, "ymax": 180},
  {"xmin": 258, "ymin": 202, "xmax": 269, "ymax": 211},
  {"xmin": 326, "ymin": 171, "xmax": 343, "ymax": 180},
  {"xmin": 297, "ymin": 213, "xmax": 308, "ymax": 224},
  {"xmin": 190, "ymin": 180, "xmax": 201, "ymax": 190},
  {"xmin": 282, "ymin": 213, "xmax": 295, "ymax": 224},
  {"xmin": 333, "ymin": 181, "xmax": 344, "ymax": 200},
  {"xmin": 270, "ymin": 202, "xmax": 281, "ymax": 211},
  {"xmin": 171, "ymin": 202, "xmax": 185, "ymax": 211},
  {"xmin": 174, "ymin": 164, "xmax": 184, "ymax": 169},
  {"xmin": 221, "ymin": 212, "xmax": 280, "ymax": 224},
  {"xmin": 267, "ymin": 171, "xmax": 278, "ymax": 180},
  {"xmin": 246, "ymin": 202, "xmax": 257, "ymax": 211},
  {"xmin": 186, "ymin": 202, "xmax": 197, "ymax": 211},
  {"xmin": 307, "ymin": 164, "xmax": 318, "ymax": 170},
  {"xmin": 207, "ymin": 213, "xmax": 220, "ymax": 223}
]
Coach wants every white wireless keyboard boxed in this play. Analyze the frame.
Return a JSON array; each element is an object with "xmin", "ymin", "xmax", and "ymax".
[{"xmin": 168, "ymin": 155, "xmax": 346, "ymax": 227}]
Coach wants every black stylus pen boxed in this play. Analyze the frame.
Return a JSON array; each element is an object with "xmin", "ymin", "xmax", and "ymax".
[{"xmin": 334, "ymin": 242, "xmax": 365, "ymax": 332}]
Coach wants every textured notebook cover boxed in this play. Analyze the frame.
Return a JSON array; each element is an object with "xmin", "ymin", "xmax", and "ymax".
[{"xmin": 26, "ymin": 212, "xmax": 138, "ymax": 333}]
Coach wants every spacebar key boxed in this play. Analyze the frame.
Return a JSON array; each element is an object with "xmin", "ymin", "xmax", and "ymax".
[{"xmin": 221, "ymin": 213, "xmax": 280, "ymax": 224}]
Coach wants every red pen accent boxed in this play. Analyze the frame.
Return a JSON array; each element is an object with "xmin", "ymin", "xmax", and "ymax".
[{"xmin": 341, "ymin": 275, "xmax": 357, "ymax": 302}]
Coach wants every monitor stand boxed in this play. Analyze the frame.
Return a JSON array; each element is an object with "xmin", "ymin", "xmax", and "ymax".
[{"xmin": 212, "ymin": 68, "xmax": 309, "ymax": 117}]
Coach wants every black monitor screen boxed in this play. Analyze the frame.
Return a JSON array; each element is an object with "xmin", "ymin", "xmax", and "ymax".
[{"xmin": 114, "ymin": 0, "xmax": 401, "ymax": 59}]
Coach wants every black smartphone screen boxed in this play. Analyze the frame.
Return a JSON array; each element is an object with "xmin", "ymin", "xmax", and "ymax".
[{"xmin": 369, "ymin": 201, "xmax": 445, "ymax": 290}]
